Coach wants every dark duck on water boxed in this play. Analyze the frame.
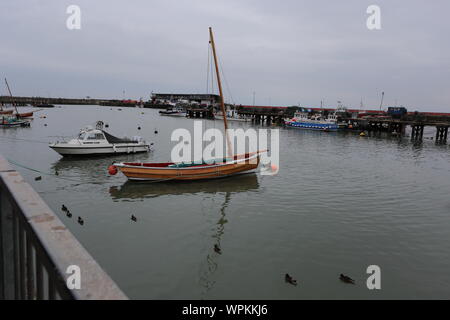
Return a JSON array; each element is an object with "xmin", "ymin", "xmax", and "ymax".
[
  {"xmin": 285, "ymin": 274, "xmax": 297, "ymax": 286},
  {"xmin": 340, "ymin": 274, "xmax": 355, "ymax": 284}
]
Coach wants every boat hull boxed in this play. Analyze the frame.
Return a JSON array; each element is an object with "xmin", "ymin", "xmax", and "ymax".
[
  {"xmin": 214, "ymin": 116, "xmax": 250, "ymax": 122},
  {"xmin": 49, "ymin": 144, "xmax": 150, "ymax": 156},
  {"xmin": 16, "ymin": 112, "xmax": 34, "ymax": 118},
  {"xmin": 159, "ymin": 112, "xmax": 186, "ymax": 117},
  {"xmin": 286, "ymin": 121, "xmax": 339, "ymax": 131},
  {"xmin": 34, "ymin": 104, "xmax": 55, "ymax": 108},
  {"xmin": 115, "ymin": 152, "xmax": 261, "ymax": 181},
  {"xmin": 0, "ymin": 121, "xmax": 30, "ymax": 128},
  {"xmin": 0, "ymin": 110, "xmax": 14, "ymax": 115}
]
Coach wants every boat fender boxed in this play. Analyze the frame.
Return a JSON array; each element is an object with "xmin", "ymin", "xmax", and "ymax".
[
  {"xmin": 271, "ymin": 164, "xmax": 279, "ymax": 173},
  {"xmin": 108, "ymin": 165, "xmax": 118, "ymax": 175}
]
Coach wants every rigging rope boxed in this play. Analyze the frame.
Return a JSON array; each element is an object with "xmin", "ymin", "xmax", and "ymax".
[
  {"xmin": 206, "ymin": 42, "xmax": 210, "ymax": 94},
  {"xmin": 217, "ymin": 54, "xmax": 236, "ymax": 106}
]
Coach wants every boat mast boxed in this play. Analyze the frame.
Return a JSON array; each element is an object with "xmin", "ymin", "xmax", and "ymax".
[
  {"xmin": 379, "ymin": 91, "xmax": 384, "ymax": 112},
  {"xmin": 209, "ymin": 27, "xmax": 233, "ymax": 158},
  {"xmin": 4, "ymin": 78, "xmax": 19, "ymax": 115}
]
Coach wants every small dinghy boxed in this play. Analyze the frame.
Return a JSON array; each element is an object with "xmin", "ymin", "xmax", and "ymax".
[
  {"xmin": 16, "ymin": 111, "xmax": 34, "ymax": 118},
  {"xmin": 49, "ymin": 121, "xmax": 152, "ymax": 156}
]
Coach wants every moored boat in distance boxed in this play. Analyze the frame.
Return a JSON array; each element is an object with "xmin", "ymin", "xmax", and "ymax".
[
  {"xmin": 15, "ymin": 111, "xmax": 34, "ymax": 118},
  {"xmin": 159, "ymin": 106, "xmax": 186, "ymax": 117},
  {"xmin": 0, "ymin": 116, "xmax": 30, "ymax": 127},
  {"xmin": 34, "ymin": 103, "xmax": 55, "ymax": 108},
  {"xmin": 49, "ymin": 121, "xmax": 152, "ymax": 156},
  {"xmin": 285, "ymin": 111, "xmax": 340, "ymax": 131},
  {"xmin": 214, "ymin": 110, "xmax": 250, "ymax": 122}
]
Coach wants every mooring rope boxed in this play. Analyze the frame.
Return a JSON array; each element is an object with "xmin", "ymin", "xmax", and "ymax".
[{"xmin": 6, "ymin": 157, "xmax": 104, "ymax": 183}]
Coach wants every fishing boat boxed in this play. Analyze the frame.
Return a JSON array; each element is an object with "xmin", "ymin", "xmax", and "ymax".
[
  {"xmin": 110, "ymin": 27, "xmax": 265, "ymax": 181},
  {"xmin": 285, "ymin": 111, "xmax": 340, "ymax": 131},
  {"xmin": 49, "ymin": 121, "xmax": 152, "ymax": 156},
  {"xmin": 0, "ymin": 116, "xmax": 30, "ymax": 127}
]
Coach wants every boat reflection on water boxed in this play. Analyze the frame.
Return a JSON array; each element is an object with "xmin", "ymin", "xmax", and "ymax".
[
  {"xmin": 199, "ymin": 190, "xmax": 232, "ymax": 298},
  {"xmin": 51, "ymin": 153, "xmax": 148, "ymax": 182},
  {"xmin": 109, "ymin": 172, "xmax": 259, "ymax": 296},
  {"xmin": 109, "ymin": 173, "xmax": 259, "ymax": 200}
]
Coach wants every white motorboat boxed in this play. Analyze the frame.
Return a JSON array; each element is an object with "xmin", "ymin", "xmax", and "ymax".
[
  {"xmin": 49, "ymin": 121, "xmax": 152, "ymax": 156},
  {"xmin": 214, "ymin": 111, "xmax": 250, "ymax": 122},
  {"xmin": 159, "ymin": 106, "xmax": 186, "ymax": 117}
]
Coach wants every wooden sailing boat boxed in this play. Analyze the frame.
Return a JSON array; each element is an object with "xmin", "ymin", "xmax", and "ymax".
[
  {"xmin": 110, "ymin": 27, "xmax": 265, "ymax": 181},
  {"xmin": 0, "ymin": 87, "xmax": 14, "ymax": 115},
  {"xmin": 4, "ymin": 78, "xmax": 34, "ymax": 118}
]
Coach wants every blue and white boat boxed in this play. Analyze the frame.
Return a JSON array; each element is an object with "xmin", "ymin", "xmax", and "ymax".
[{"xmin": 285, "ymin": 112, "xmax": 340, "ymax": 131}]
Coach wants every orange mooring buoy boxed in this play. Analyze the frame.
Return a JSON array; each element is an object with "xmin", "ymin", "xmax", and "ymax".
[{"xmin": 108, "ymin": 165, "xmax": 118, "ymax": 175}]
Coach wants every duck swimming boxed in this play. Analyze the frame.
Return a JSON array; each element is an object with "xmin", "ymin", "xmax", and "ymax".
[
  {"xmin": 61, "ymin": 205, "xmax": 68, "ymax": 212},
  {"xmin": 77, "ymin": 217, "xmax": 84, "ymax": 225},
  {"xmin": 131, "ymin": 214, "xmax": 137, "ymax": 222},
  {"xmin": 340, "ymin": 274, "xmax": 355, "ymax": 284},
  {"xmin": 285, "ymin": 274, "xmax": 297, "ymax": 286},
  {"xmin": 214, "ymin": 244, "xmax": 222, "ymax": 254}
]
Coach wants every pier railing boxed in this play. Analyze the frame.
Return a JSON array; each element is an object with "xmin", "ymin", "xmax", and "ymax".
[{"xmin": 0, "ymin": 156, "xmax": 127, "ymax": 300}]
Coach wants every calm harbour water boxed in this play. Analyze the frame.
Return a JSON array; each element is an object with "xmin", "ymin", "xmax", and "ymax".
[{"xmin": 1, "ymin": 105, "xmax": 450, "ymax": 299}]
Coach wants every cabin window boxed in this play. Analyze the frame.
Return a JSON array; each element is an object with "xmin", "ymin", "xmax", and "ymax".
[
  {"xmin": 86, "ymin": 133, "xmax": 105, "ymax": 140},
  {"xmin": 78, "ymin": 133, "xmax": 86, "ymax": 140}
]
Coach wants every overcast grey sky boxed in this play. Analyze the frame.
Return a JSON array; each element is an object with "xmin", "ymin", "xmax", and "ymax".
[{"xmin": 1, "ymin": 0, "xmax": 449, "ymax": 111}]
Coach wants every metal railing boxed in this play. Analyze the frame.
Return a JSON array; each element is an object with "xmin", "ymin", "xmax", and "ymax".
[{"xmin": 0, "ymin": 156, "xmax": 127, "ymax": 300}]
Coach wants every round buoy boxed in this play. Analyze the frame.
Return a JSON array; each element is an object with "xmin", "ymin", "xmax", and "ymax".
[
  {"xmin": 154, "ymin": 130, "xmax": 158, "ymax": 134},
  {"xmin": 138, "ymin": 126, "xmax": 141, "ymax": 130},
  {"xmin": 105, "ymin": 124, "xmax": 109, "ymax": 128},
  {"xmin": 271, "ymin": 164, "xmax": 278, "ymax": 173},
  {"xmin": 360, "ymin": 132, "xmax": 366, "ymax": 137},
  {"xmin": 108, "ymin": 165, "xmax": 118, "ymax": 175}
]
